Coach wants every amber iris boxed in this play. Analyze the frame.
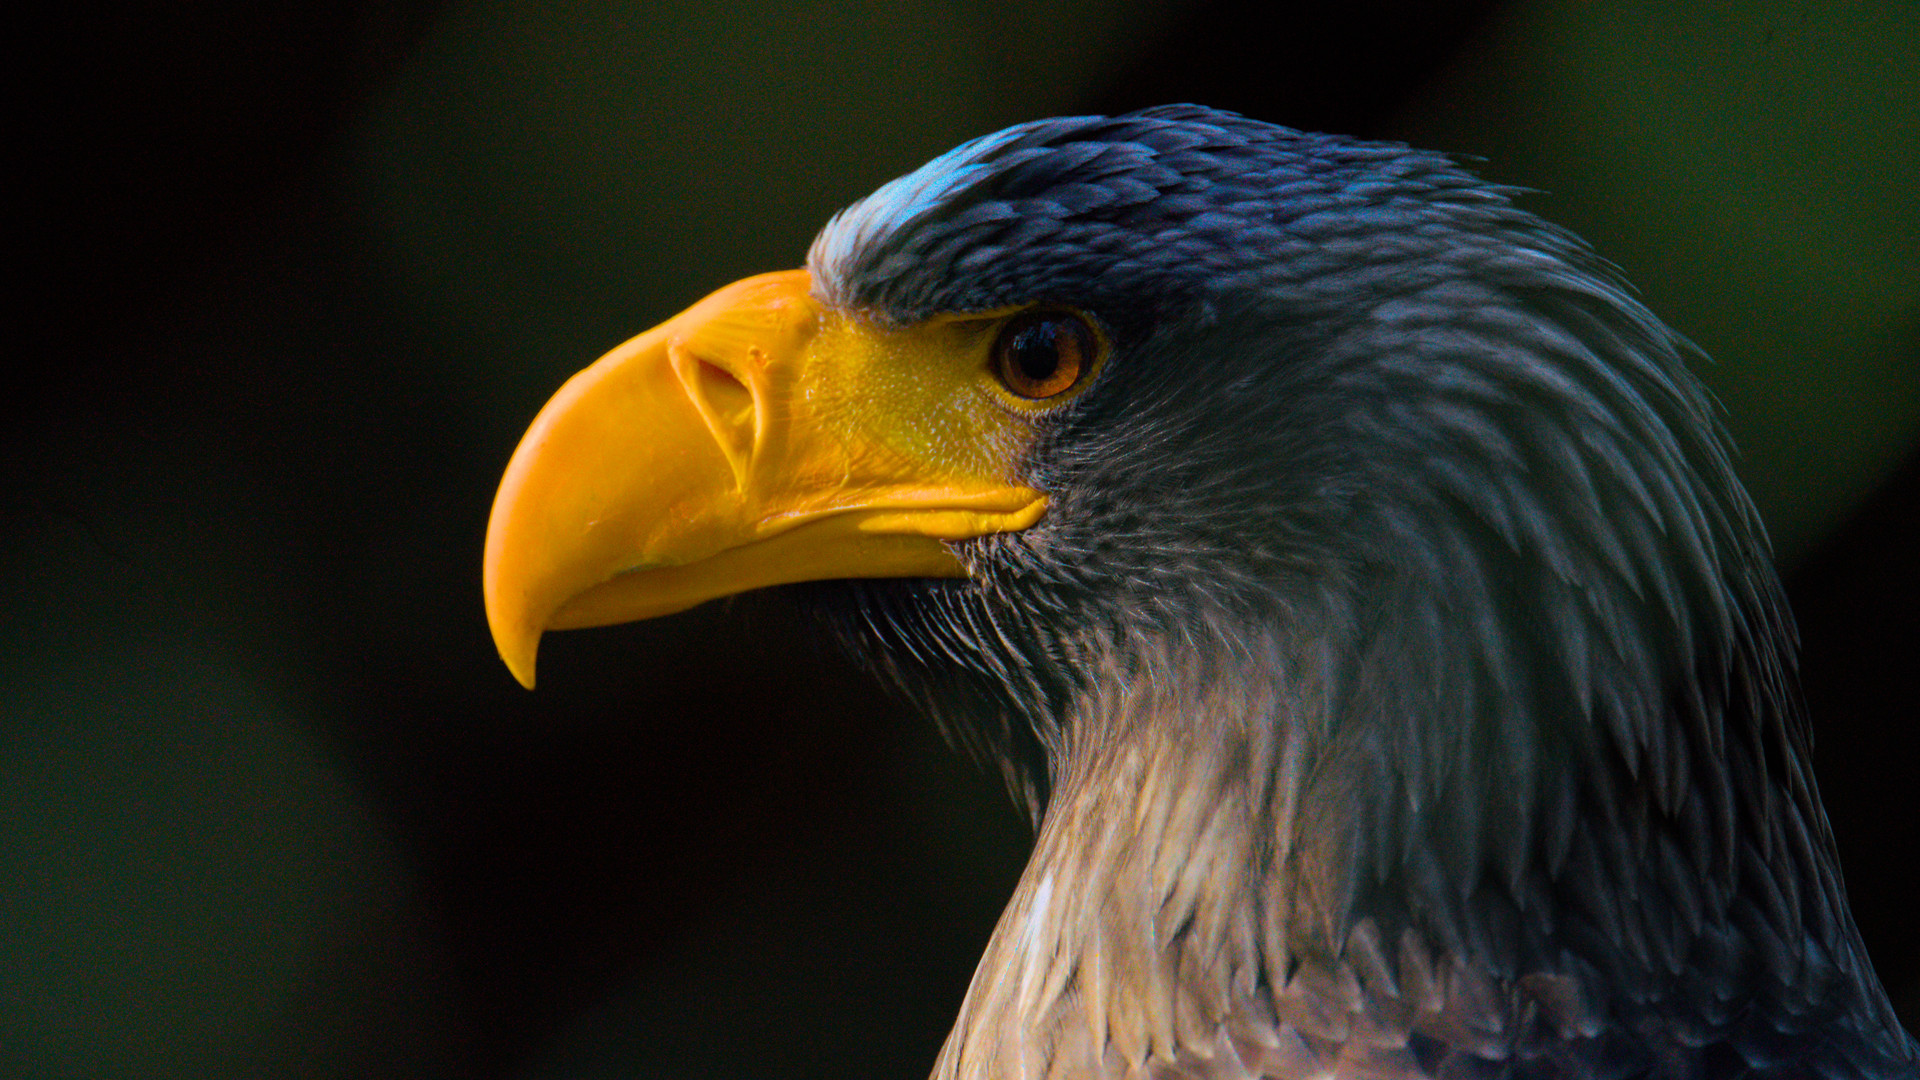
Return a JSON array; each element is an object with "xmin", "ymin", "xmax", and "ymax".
[{"xmin": 993, "ymin": 311, "xmax": 1097, "ymax": 400}]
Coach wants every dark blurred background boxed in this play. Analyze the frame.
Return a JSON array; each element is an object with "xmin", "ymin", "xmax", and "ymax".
[{"xmin": 5, "ymin": 1, "xmax": 1917, "ymax": 1077}]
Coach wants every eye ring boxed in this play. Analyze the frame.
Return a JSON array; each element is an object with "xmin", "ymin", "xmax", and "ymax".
[{"xmin": 991, "ymin": 311, "xmax": 1099, "ymax": 401}]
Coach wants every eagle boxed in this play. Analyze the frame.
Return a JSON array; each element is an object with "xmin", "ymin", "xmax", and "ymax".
[{"xmin": 481, "ymin": 106, "xmax": 1917, "ymax": 1079}]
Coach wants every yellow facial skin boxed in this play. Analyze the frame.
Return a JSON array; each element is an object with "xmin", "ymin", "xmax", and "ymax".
[{"xmin": 483, "ymin": 269, "xmax": 1088, "ymax": 688}]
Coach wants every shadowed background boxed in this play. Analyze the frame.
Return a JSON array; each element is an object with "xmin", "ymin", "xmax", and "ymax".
[{"xmin": 5, "ymin": 2, "xmax": 1917, "ymax": 1077}]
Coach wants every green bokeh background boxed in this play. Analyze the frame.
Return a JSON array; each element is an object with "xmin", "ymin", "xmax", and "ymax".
[{"xmin": 8, "ymin": 2, "xmax": 1917, "ymax": 1077}]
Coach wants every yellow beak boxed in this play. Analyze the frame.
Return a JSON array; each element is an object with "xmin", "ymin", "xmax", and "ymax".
[{"xmin": 482, "ymin": 269, "xmax": 1047, "ymax": 688}]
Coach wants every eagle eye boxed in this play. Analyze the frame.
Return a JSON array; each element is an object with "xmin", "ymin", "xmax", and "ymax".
[{"xmin": 992, "ymin": 311, "xmax": 1097, "ymax": 400}]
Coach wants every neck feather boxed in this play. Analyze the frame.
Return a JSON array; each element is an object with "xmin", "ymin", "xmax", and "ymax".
[{"xmin": 931, "ymin": 606, "xmax": 1910, "ymax": 1078}]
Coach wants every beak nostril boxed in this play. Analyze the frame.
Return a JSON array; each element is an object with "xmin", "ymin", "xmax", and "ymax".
[
  {"xmin": 695, "ymin": 358, "xmax": 753, "ymax": 428},
  {"xmin": 671, "ymin": 349, "xmax": 758, "ymax": 491}
]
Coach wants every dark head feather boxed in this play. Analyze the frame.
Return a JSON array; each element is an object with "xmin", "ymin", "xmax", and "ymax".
[{"xmin": 797, "ymin": 107, "xmax": 1914, "ymax": 1077}]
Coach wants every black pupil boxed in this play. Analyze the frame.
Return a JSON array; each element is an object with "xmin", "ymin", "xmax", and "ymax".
[{"xmin": 1012, "ymin": 319, "xmax": 1065, "ymax": 383}]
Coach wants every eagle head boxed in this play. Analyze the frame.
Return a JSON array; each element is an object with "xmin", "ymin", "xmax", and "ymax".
[{"xmin": 483, "ymin": 107, "xmax": 1915, "ymax": 1079}]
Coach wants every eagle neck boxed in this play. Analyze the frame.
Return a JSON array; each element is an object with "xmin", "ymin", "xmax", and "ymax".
[{"xmin": 934, "ymin": 599, "xmax": 1913, "ymax": 1078}]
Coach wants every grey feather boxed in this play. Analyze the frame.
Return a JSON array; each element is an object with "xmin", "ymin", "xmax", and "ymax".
[{"xmin": 797, "ymin": 107, "xmax": 1916, "ymax": 1079}]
